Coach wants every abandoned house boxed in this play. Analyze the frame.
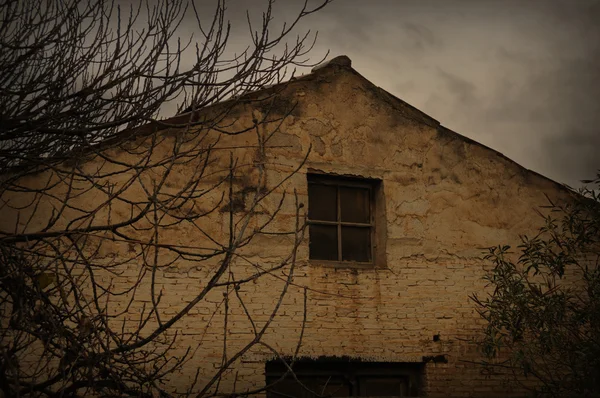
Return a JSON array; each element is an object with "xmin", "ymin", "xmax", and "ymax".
[{"xmin": 0, "ymin": 55, "xmax": 577, "ymax": 397}]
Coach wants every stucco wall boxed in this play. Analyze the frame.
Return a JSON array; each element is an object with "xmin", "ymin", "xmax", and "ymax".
[{"xmin": 0, "ymin": 60, "xmax": 575, "ymax": 397}]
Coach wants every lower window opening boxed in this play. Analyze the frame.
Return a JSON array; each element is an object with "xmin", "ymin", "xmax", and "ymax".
[{"xmin": 265, "ymin": 358, "xmax": 423, "ymax": 397}]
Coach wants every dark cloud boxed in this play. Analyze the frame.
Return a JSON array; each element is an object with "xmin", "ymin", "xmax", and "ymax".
[
  {"xmin": 537, "ymin": 58, "xmax": 600, "ymax": 184},
  {"xmin": 436, "ymin": 69, "xmax": 478, "ymax": 106},
  {"xmin": 402, "ymin": 23, "xmax": 440, "ymax": 51},
  {"xmin": 543, "ymin": 127, "xmax": 600, "ymax": 186},
  {"xmin": 307, "ymin": 2, "xmax": 380, "ymax": 50},
  {"xmin": 481, "ymin": 10, "xmax": 600, "ymax": 186}
]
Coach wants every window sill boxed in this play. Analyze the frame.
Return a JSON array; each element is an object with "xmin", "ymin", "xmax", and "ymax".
[{"xmin": 308, "ymin": 259, "xmax": 387, "ymax": 270}]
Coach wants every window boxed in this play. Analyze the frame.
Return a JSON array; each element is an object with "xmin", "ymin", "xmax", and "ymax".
[
  {"xmin": 308, "ymin": 174, "xmax": 379, "ymax": 264},
  {"xmin": 266, "ymin": 359, "xmax": 423, "ymax": 397}
]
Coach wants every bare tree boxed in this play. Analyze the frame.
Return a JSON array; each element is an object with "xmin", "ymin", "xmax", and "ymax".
[{"xmin": 0, "ymin": 0, "xmax": 330, "ymax": 396}]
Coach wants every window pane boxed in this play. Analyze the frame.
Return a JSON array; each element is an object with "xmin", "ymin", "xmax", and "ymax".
[
  {"xmin": 314, "ymin": 377, "xmax": 351, "ymax": 397},
  {"xmin": 308, "ymin": 184, "xmax": 337, "ymax": 221},
  {"xmin": 359, "ymin": 376, "xmax": 407, "ymax": 397},
  {"xmin": 340, "ymin": 187, "xmax": 370, "ymax": 223},
  {"xmin": 309, "ymin": 225, "xmax": 338, "ymax": 261},
  {"xmin": 341, "ymin": 226, "xmax": 371, "ymax": 262}
]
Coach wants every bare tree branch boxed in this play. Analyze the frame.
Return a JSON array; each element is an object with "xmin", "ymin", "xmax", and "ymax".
[{"xmin": 0, "ymin": 0, "xmax": 332, "ymax": 396}]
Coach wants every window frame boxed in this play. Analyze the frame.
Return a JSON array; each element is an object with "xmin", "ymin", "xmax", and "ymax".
[{"xmin": 307, "ymin": 174, "xmax": 378, "ymax": 266}]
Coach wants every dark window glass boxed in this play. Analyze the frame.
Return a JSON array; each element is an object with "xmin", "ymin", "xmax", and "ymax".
[
  {"xmin": 314, "ymin": 377, "xmax": 351, "ymax": 397},
  {"xmin": 309, "ymin": 225, "xmax": 338, "ymax": 261},
  {"xmin": 341, "ymin": 226, "xmax": 371, "ymax": 262},
  {"xmin": 359, "ymin": 376, "xmax": 407, "ymax": 396},
  {"xmin": 340, "ymin": 187, "xmax": 370, "ymax": 223},
  {"xmin": 308, "ymin": 184, "xmax": 337, "ymax": 221}
]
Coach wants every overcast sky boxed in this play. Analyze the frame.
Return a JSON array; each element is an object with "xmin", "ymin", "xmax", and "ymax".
[{"xmin": 184, "ymin": 0, "xmax": 600, "ymax": 189}]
